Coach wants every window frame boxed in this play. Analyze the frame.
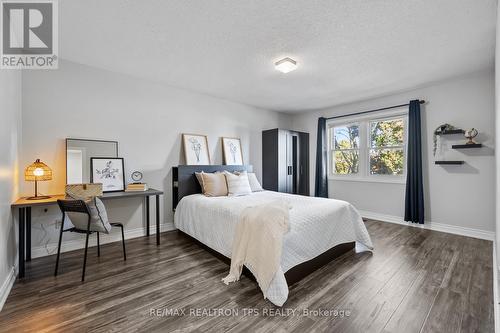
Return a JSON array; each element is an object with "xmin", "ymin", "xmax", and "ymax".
[{"xmin": 327, "ymin": 107, "xmax": 408, "ymax": 184}]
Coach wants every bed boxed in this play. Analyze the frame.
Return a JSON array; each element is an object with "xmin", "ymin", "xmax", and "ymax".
[{"xmin": 172, "ymin": 165, "xmax": 373, "ymax": 306}]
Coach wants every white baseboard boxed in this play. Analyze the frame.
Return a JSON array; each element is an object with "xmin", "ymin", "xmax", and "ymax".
[
  {"xmin": 0, "ymin": 266, "xmax": 17, "ymax": 312},
  {"xmin": 31, "ymin": 222, "xmax": 175, "ymax": 259},
  {"xmin": 359, "ymin": 210, "xmax": 494, "ymax": 241}
]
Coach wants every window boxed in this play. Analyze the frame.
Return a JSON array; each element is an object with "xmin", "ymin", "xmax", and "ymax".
[
  {"xmin": 328, "ymin": 111, "xmax": 407, "ymax": 182},
  {"xmin": 332, "ymin": 124, "xmax": 360, "ymax": 175},
  {"xmin": 369, "ymin": 118, "xmax": 405, "ymax": 176}
]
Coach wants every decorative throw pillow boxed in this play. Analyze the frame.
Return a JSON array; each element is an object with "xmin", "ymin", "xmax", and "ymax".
[
  {"xmin": 224, "ymin": 171, "xmax": 252, "ymax": 196},
  {"xmin": 195, "ymin": 172, "xmax": 203, "ymax": 187},
  {"xmin": 66, "ymin": 197, "xmax": 112, "ymax": 234},
  {"xmin": 246, "ymin": 173, "xmax": 264, "ymax": 192},
  {"xmin": 234, "ymin": 171, "xmax": 264, "ymax": 192},
  {"xmin": 200, "ymin": 172, "xmax": 228, "ymax": 197}
]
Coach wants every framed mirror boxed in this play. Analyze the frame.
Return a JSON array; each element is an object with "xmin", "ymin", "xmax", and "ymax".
[{"xmin": 66, "ymin": 138, "xmax": 118, "ymax": 184}]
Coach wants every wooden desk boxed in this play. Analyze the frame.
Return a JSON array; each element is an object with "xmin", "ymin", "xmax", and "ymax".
[{"xmin": 11, "ymin": 189, "xmax": 163, "ymax": 279}]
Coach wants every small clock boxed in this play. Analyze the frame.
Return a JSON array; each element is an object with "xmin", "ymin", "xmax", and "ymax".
[{"xmin": 131, "ymin": 171, "xmax": 143, "ymax": 183}]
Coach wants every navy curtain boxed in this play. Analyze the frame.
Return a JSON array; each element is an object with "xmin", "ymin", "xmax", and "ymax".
[
  {"xmin": 315, "ymin": 117, "xmax": 328, "ymax": 198},
  {"xmin": 404, "ymin": 100, "xmax": 424, "ymax": 224}
]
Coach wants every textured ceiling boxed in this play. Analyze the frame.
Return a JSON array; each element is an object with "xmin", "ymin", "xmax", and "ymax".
[{"xmin": 59, "ymin": 0, "xmax": 496, "ymax": 112}]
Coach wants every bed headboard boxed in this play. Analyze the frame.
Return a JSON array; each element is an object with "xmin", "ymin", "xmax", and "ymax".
[{"xmin": 172, "ymin": 165, "xmax": 253, "ymax": 210}]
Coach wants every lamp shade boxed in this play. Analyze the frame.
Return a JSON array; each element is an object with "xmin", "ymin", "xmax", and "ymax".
[{"xmin": 25, "ymin": 159, "xmax": 52, "ymax": 181}]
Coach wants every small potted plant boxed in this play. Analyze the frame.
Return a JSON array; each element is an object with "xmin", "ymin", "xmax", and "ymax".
[{"xmin": 433, "ymin": 124, "xmax": 457, "ymax": 156}]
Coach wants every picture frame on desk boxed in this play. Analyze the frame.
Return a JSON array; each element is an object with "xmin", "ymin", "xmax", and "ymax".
[{"xmin": 90, "ymin": 157, "xmax": 126, "ymax": 192}]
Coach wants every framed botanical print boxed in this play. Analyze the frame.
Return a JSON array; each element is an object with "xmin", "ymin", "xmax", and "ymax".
[
  {"xmin": 182, "ymin": 134, "xmax": 211, "ymax": 165},
  {"xmin": 90, "ymin": 157, "xmax": 126, "ymax": 192},
  {"xmin": 222, "ymin": 137, "xmax": 243, "ymax": 165}
]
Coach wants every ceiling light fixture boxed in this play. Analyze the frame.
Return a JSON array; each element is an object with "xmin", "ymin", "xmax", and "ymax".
[{"xmin": 275, "ymin": 57, "xmax": 297, "ymax": 73}]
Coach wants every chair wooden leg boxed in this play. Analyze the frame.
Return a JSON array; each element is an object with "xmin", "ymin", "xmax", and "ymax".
[
  {"xmin": 54, "ymin": 218, "xmax": 65, "ymax": 276},
  {"xmin": 120, "ymin": 225, "xmax": 126, "ymax": 261},
  {"xmin": 97, "ymin": 232, "xmax": 100, "ymax": 257}
]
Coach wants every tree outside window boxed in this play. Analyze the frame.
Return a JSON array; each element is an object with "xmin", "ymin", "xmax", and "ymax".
[
  {"xmin": 369, "ymin": 119, "xmax": 405, "ymax": 175},
  {"xmin": 332, "ymin": 124, "xmax": 360, "ymax": 174}
]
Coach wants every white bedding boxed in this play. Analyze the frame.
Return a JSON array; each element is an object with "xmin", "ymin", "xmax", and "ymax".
[{"xmin": 174, "ymin": 191, "xmax": 373, "ymax": 306}]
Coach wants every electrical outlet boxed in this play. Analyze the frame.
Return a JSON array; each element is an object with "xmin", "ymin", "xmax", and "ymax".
[{"xmin": 55, "ymin": 220, "xmax": 62, "ymax": 229}]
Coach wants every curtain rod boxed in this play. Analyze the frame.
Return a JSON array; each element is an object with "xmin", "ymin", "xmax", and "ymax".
[{"xmin": 325, "ymin": 100, "xmax": 425, "ymax": 120}]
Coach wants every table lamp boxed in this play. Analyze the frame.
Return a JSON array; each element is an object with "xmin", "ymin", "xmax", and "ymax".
[{"xmin": 25, "ymin": 159, "xmax": 52, "ymax": 200}]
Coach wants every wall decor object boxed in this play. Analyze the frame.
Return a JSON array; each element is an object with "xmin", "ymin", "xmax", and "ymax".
[
  {"xmin": 90, "ymin": 157, "xmax": 125, "ymax": 192},
  {"xmin": 182, "ymin": 134, "xmax": 211, "ymax": 165},
  {"xmin": 222, "ymin": 137, "xmax": 243, "ymax": 165},
  {"xmin": 433, "ymin": 123, "xmax": 458, "ymax": 156},
  {"xmin": 464, "ymin": 128, "xmax": 478, "ymax": 144}
]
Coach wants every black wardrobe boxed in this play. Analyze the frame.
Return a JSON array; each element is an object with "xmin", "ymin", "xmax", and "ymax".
[{"xmin": 262, "ymin": 128, "xmax": 310, "ymax": 195}]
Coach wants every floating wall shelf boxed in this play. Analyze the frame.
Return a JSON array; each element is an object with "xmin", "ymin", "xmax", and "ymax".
[
  {"xmin": 435, "ymin": 161, "xmax": 464, "ymax": 165},
  {"xmin": 452, "ymin": 143, "xmax": 482, "ymax": 149},
  {"xmin": 440, "ymin": 129, "xmax": 465, "ymax": 135}
]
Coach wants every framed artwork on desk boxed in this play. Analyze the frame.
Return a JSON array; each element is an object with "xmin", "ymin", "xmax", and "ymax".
[{"xmin": 90, "ymin": 157, "xmax": 125, "ymax": 192}]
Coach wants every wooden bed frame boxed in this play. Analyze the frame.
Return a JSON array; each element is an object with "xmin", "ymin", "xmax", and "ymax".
[{"xmin": 172, "ymin": 165, "xmax": 356, "ymax": 286}]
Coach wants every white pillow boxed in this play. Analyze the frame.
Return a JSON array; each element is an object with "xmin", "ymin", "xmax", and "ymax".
[
  {"xmin": 234, "ymin": 171, "xmax": 264, "ymax": 192},
  {"xmin": 224, "ymin": 171, "xmax": 252, "ymax": 196},
  {"xmin": 247, "ymin": 172, "xmax": 264, "ymax": 192}
]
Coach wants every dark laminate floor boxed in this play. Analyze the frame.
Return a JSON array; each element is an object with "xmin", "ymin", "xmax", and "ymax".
[{"xmin": 0, "ymin": 220, "xmax": 494, "ymax": 333}]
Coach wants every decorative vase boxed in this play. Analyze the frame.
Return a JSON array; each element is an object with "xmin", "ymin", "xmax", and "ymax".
[{"xmin": 464, "ymin": 128, "xmax": 478, "ymax": 145}]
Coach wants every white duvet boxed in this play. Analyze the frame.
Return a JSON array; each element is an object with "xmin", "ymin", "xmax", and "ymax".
[{"xmin": 174, "ymin": 191, "xmax": 373, "ymax": 306}]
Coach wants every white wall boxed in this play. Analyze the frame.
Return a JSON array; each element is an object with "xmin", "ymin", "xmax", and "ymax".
[
  {"xmin": 292, "ymin": 70, "xmax": 495, "ymax": 233},
  {"xmin": 21, "ymin": 60, "xmax": 291, "ymax": 257},
  {"xmin": 0, "ymin": 71, "xmax": 22, "ymax": 308},
  {"xmin": 495, "ymin": 0, "xmax": 500, "ymax": 277}
]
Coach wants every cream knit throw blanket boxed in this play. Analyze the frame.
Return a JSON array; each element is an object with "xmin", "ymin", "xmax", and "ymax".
[{"xmin": 222, "ymin": 200, "xmax": 290, "ymax": 298}]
